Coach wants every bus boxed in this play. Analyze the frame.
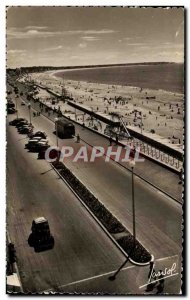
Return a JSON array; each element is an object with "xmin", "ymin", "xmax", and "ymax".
[{"xmin": 56, "ymin": 118, "xmax": 75, "ymax": 138}]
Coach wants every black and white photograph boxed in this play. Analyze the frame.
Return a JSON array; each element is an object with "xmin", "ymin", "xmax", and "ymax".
[{"xmin": 5, "ymin": 6, "xmax": 184, "ymax": 295}]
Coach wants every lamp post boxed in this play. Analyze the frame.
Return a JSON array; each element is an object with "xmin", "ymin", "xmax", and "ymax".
[
  {"xmin": 28, "ymin": 102, "xmax": 31, "ymax": 125},
  {"xmin": 129, "ymin": 159, "xmax": 136, "ymax": 240},
  {"xmin": 15, "ymin": 96, "xmax": 18, "ymax": 119},
  {"xmin": 140, "ymin": 111, "xmax": 143, "ymax": 134},
  {"xmin": 55, "ymin": 117, "xmax": 59, "ymax": 147}
]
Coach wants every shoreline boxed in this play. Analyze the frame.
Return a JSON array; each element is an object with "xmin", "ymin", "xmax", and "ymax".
[
  {"xmin": 52, "ymin": 70, "xmax": 184, "ymax": 97},
  {"xmin": 52, "ymin": 64, "xmax": 184, "ymax": 95},
  {"xmin": 23, "ymin": 70, "xmax": 184, "ymax": 148}
]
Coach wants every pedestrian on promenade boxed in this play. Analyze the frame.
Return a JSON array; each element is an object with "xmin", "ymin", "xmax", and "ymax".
[
  {"xmin": 178, "ymin": 168, "xmax": 183, "ymax": 184},
  {"xmin": 76, "ymin": 133, "xmax": 80, "ymax": 143},
  {"xmin": 109, "ymin": 136, "xmax": 112, "ymax": 146},
  {"xmin": 115, "ymin": 134, "xmax": 119, "ymax": 145}
]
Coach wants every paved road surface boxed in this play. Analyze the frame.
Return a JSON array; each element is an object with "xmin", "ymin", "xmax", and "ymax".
[
  {"xmin": 6, "ymin": 118, "xmax": 181, "ymax": 294},
  {"xmin": 6, "ymin": 84, "xmax": 182, "ymax": 293},
  {"xmin": 11, "ymin": 93, "xmax": 182, "ymax": 258},
  {"xmin": 7, "ymin": 120, "xmax": 134, "ymax": 293}
]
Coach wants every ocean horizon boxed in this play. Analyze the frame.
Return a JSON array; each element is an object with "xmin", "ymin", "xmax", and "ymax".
[{"xmin": 55, "ymin": 63, "xmax": 184, "ymax": 94}]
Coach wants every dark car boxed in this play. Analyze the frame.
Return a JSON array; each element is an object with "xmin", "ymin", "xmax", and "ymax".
[
  {"xmin": 28, "ymin": 217, "xmax": 54, "ymax": 252},
  {"xmin": 7, "ymin": 101, "xmax": 15, "ymax": 109},
  {"xmin": 30, "ymin": 141, "xmax": 49, "ymax": 152},
  {"xmin": 31, "ymin": 131, "xmax": 47, "ymax": 139},
  {"xmin": 25, "ymin": 138, "xmax": 41, "ymax": 149},
  {"xmin": 16, "ymin": 120, "xmax": 28, "ymax": 128},
  {"xmin": 7, "ymin": 107, "xmax": 17, "ymax": 114},
  {"xmin": 9, "ymin": 118, "xmax": 25, "ymax": 126},
  {"xmin": 18, "ymin": 126, "xmax": 33, "ymax": 134},
  {"xmin": 17, "ymin": 123, "xmax": 30, "ymax": 130}
]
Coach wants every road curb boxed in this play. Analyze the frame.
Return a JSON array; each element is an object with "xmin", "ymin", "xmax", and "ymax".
[{"xmin": 51, "ymin": 163, "xmax": 153, "ymax": 267}]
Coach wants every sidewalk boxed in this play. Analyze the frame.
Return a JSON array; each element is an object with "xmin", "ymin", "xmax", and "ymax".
[{"xmin": 25, "ymin": 95, "xmax": 182, "ymax": 201}]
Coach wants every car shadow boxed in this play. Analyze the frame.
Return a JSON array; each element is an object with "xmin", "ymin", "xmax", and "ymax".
[{"xmin": 28, "ymin": 233, "xmax": 54, "ymax": 253}]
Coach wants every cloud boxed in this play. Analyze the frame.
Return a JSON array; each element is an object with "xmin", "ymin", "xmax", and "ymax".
[
  {"xmin": 7, "ymin": 27, "xmax": 117, "ymax": 40},
  {"xmin": 8, "ymin": 49, "xmax": 26, "ymax": 54},
  {"xmin": 81, "ymin": 36, "xmax": 101, "ymax": 41},
  {"xmin": 78, "ymin": 43, "xmax": 87, "ymax": 48},
  {"xmin": 7, "ymin": 28, "xmax": 62, "ymax": 39},
  {"xmin": 123, "ymin": 37, "xmax": 142, "ymax": 41},
  {"xmin": 25, "ymin": 26, "xmax": 48, "ymax": 30},
  {"xmin": 127, "ymin": 43, "xmax": 147, "ymax": 46},
  {"xmin": 82, "ymin": 29, "xmax": 116, "ymax": 34},
  {"xmin": 42, "ymin": 45, "xmax": 63, "ymax": 52}
]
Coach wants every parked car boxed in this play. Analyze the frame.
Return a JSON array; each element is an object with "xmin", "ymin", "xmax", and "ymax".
[
  {"xmin": 18, "ymin": 126, "xmax": 33, "ymax": 134},
  {"xmin": 28, "ymin": 217, "xmax": 54, "ymax": 252},
  {"xmin": 25, "ymin": 139, "xmax": 41, "ymax": 149},
  {"xmin": 21, "ymin": 100, "xmax": 25, "ymax": 106},
  {"xmin": 31, "ymin": 131, "xmax": 47, "ymax": 139},
  {"xmin": 29, "ymin": 136, "xmax": 42, "ymax": 142},
  {"xmin": 29, "ymin": 141, "xmax": 49, "ymax": 152},
  {"xmin": 39, "ymin": 139, "xmax": 49, "ymax": 144},
  {"xmin": 7, "ymin": 107, "xmax": 17, "ymax": 114},
  {"xmin": 7, "ymin": 101, "xmax": 15, "ymax": 109},
  {"xmin": 16, "ymin": 120, "xmax": 28, "ymax": 128},
  {"xmin": 9, "ymin": 118, "xmax": 25, "ymax": 126}
]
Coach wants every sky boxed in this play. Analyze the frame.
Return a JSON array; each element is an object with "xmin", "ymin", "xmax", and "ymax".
[{"xmin": 6, "ymin": 6, "xmax": 184, "ymax": 68}]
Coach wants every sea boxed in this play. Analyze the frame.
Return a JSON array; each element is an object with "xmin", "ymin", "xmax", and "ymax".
[{"xmin": 55, "ymin": 63, "xmax": 184, "ymax": 94}]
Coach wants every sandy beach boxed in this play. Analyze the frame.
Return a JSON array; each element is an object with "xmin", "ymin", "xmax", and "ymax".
[{"xmin": 23, "ymin": 70, "xmax": 184, "ymax": 149}]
